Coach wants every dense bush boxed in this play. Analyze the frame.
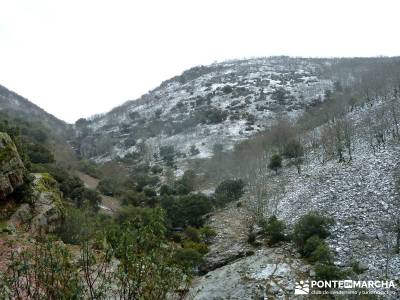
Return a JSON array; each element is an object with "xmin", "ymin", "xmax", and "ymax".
[
  {"xmin": 184, "ymin": 226, "xmax": 201, "ymax": 243},
  {"xmin": 293, "ymin": 213, "xmax": 334, "ymax": 251},
  {"xmin": 134, "ymin": 174, "xmax": 160, "ymax": 192},
  {"xmin": 222, "ymin": 85, "xmax": 233, "ymax": 94},
  {"xmin": 2, "ymin": 209, "xmax": 189, "ymax": 299},
  {"xmin": 196, "ymin": 108, "xmax": 228, "ymax": 124},
  {"xmin": 309, "ymin": 240, "xmax": 333, "ymax": 264},
  {"xmin": 182, "ymin": 240, "xmax": 208, "ymax": 254},
  {"xmin": 106, "ymin": 208, "xmax": 188, "ymax": 299},
  {"xmin": 120, "ymin": 190, "xmax": 146, "ymax": 206},
  {"xmin": 98, "ymin": 178, "xmax": 123, "ymax": 196},
  {"xmin": 283, "ymin": 139, "xmax": 304, "ymax": 159},
  {"xmin": 27, "ymin": 143, "xmax": 54, "ymax": 163},
  {"xmin": 268, "ymin": 154, "xmax": 282, "ymax": 174},
  {"xmin": 262, "ymin": 215, "xmax": 286, "ymax": 245},
  {"xmin": 303, "ymin": 235, "xmax": 323, "ymax": 257},
  {"xmin": 161, "ymin": 193, "xmax": 213, "ymax": 228},
  {"xmin": 160, "ymin": 184, "xmax": 175, "ymax": 196},
  {"xmin": 2, "ymin": 239, "xmax": 83, "ymax": 299},
  {"xmin": 56, "ymin": 206, "xmax": 87, "ymax": 244},
  {"xmin": 157, "ymin": 172, "xmax": 195, "ymax": 196},
  {"xmin": 159, "ymin": 145, "xmax": 176, "ymax": 166},
  {"xmin": 214, "ymin": 179, "xmax": 245, "ymax": 206},
  {"xmin": 173, "ymin": 248, "xmax": 204, "ymax": 271},
  {"xmin": 175, "ymin": 170, "xmax": 197, "ymax": 195},
  {"xmin": 63, "ymin": 178, "xmax": 86, "ymax": 206},
  {"xmin": 247, "ymin": 231, "xmax": 257, "ymax": 245},
  {"xmin": 56, "ymin": 206, "xmax": 109, "ymax": 245},
  {"xmin": 151, "ymin": 164, "xmax": 163, "ymax": 174},
  {"xmin": 115, "ymin": 205, "xmax": 157, "ymax": 228},
  {"xmin": 283, "ymin": 140, "xmax": 304, "ymax": 174},
  {"xmin": 82, "ymin": 189, "xmax": 102, "ymax": 211},
  {"xmin": 65, "ymin": 181, "xmax": 100, "ymax": 210},
  {"xmin": 293, "ymin": 213, "xmax": 342, "ymax": 282},
  {"xmin": 314, "ymin": 263, "xmax": 346, "ymax": 281},
  {"xmin": 141, "ymin": 188, "xmax": 156, "ymax": 207},
  {"xmin": 143, "ymin": 187, "xmax": 156, "ymax": 198},
  {"xmin": 303, "ymin": 235, "xmax": 332, "ymax": 263}
]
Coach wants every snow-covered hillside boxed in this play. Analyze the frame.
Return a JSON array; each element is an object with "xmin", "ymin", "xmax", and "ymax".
[{"xmin": 76, "ymin": 57, "xmax": 333, "ymax": 165}]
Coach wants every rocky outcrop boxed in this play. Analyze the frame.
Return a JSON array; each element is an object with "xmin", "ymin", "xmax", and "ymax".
[
  {"xmin": 0, "ymin": 132, "xmax": 25, "ymax": 199},
  {"xmin": 9, "ymin": 173, "xmax": 64, "ymax": 235},
  {"xmin": 188, "ymin": 246, "xmax": 311, "ymax": 299},
  {"xmin": 201, "ymin": 204, "xmax": 255, "ymax": 273},
  {"xmin": 187, "ymin": 201, "xmax": 312, "ymax": 299}
]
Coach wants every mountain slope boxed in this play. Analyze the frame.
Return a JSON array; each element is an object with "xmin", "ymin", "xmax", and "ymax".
[
  {"xmin": 77, "ymin": 56, "xmax": 400, "ymax": 173},
  {"xmin": 0, "ymin": 84, "xmax": 79, "ymax": 168},
  {"xmin": 75, "ymin": 57, "xmax": 334, "ymax": 164},
  {"xmin": 0, "ymin": 84, "xmax": 69, "ymax": 137}
]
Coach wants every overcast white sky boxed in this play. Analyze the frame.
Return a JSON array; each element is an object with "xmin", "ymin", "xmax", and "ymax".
[{"xmin": 0, "ymin": 0, "xmax": 399, "ymax": 123}]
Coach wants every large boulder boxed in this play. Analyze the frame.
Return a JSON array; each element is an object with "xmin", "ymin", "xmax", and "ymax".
[
  {"xmin": 0, "ymin": 132, "xmax": 25, "ymax": 199},
  {"xmin": 9, "ymin": 173, "xmax": 65, "ymax": 235}
]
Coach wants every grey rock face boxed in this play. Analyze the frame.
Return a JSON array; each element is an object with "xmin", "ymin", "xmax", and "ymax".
[
  {"xmin": 9, "ymin": 174, "xmax": 64, "ymax": 235},
  {"xmin": 188, "ymin": 247, "xmax": 312, "ymax": 300},
  {"xmin": 0, "ymin": 132, "xmax": 25, "ymax": 199}
]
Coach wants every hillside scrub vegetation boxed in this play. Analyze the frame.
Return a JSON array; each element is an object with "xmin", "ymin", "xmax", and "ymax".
[
  {"xmin": 214, "ymin": 179, "xmax": 245, "ymax": 206},
  {"xmin": 3, "ymin": 57, "xmax": 400, "ymax": 297},
  {"xmin": 1, "ymin": 210, "xmax": 190, "ymax": 299}
]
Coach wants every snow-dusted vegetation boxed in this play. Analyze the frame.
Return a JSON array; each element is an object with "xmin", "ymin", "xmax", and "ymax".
[
  {"xmin": 75, "ymin": 57, "xmax": 332, "ymax": 166},
  {"xmin": 67, "ymin": 56, "xmax": 400, "ymax": 298},
  {"xmin": 3, "ymin": 56, "xmax": 400, "ymax": 299}
]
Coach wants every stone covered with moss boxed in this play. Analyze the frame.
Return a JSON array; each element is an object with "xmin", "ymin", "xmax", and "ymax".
[
  {"xmin": 30, "ymin": 173, "xmax": 65, "ymax": 234},
  {"xmin": 0, "ymin": 132, "xmax": 25, "ymax": 199},
  {"xmin": 9, "ymin": 173, "xmax": 65, "ymax": 235}
]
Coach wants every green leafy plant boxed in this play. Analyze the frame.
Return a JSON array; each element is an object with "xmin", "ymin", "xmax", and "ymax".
[
  {"xmin": 293, "ymin": 212, "xmax": 334, "ymax": 251},
  {"xmin": 268, "ymin": 154, "xmax": 282, "ymax": 174},
  {"xmin": 214, "ymin": 179, "xmax": 245, "ymax": 207},
  {"xmin": 107, "ymin": 208, "xmax": 190, "ymax": 299},
  {"xmin": 2, "ymin": 239, "xmax": 83, "ymax": 299},
  {"xmin": 262, "ymin": 215, "xmax": 286, "ymax": 245}
]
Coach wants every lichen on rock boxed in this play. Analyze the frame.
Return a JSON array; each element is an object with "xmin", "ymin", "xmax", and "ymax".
[
  {"xmin": 0, "ymin": 132, "xmax": 25, "ymax": 199},
  {"xmin": 9, "ymin": 173, "xmax": 65, "ymax": 235}
]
